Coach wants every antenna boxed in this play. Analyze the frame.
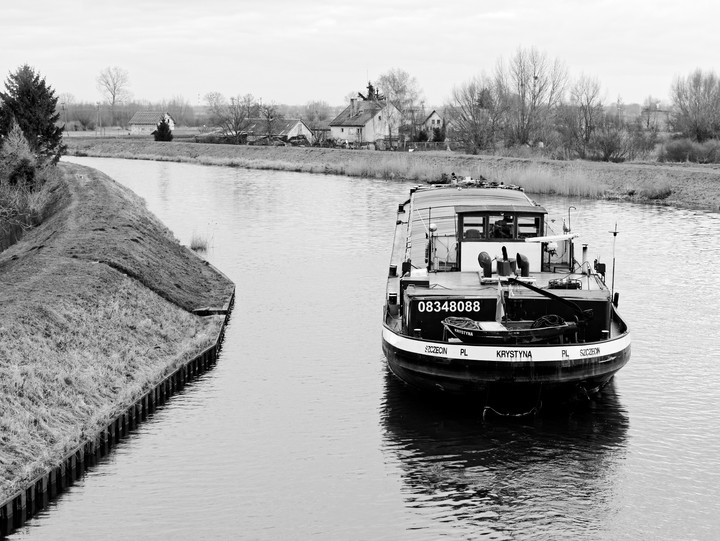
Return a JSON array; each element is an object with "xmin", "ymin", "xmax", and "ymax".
[{"xmin": 610, "ymin": 222, "xmax": 619, "ymax": 299}]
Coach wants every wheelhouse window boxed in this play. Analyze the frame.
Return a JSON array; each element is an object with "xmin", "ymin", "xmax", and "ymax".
[
  {"xmin": 489, "ymin": 214, "xmax": 514, "ymax": 238},
  {"xmin": 517, "ymin": 215, "xmax": 541, "ymax": 238},
  {"xmin": 462, "ymin": 217, "xmax": 485, "ymax": 240}
]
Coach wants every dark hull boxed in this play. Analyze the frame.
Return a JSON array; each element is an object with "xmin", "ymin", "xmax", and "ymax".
[{"xmin": 382, "ymin": 331, "xmax": 631, "ymax": 403}]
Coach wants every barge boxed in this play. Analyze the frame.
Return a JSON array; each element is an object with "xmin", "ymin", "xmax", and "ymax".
[{"xmin": 381, "ymin": 179, "xmax": 630, "ymax": 408}]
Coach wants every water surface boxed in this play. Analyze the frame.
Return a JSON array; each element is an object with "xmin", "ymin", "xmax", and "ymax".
[{"xmin": 9, "ymin": 157, "xmax": 720, "ymax": 540}]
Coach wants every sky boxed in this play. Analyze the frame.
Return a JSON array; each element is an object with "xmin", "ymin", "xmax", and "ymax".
[{"xmin": 1, "ymin": 0, "xmax": 719, "ymax": 108}]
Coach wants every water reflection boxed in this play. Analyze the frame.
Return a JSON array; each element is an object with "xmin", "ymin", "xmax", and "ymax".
[{"xmin": 381, "ymin": 372, "xmax": 629, "ymax": 539}]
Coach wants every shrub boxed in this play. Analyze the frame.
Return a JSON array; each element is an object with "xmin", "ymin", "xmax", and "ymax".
[
  {"xmin": 189, "ymin": 232, "xmax": 208, "ymax": 251},
  {"xmin": 0, "ymin": 119, "xmax": 39, "ymax": 189},
  {"xmin": 659, "ymin": 138, "xmax": 720, "ymax": 163},
  {"xmin": 154, "ymin": 117, "xmax": 173, "ymax": 142},
  {"xmin": 640, "ymin": 183, "xmax": 672, "ymax": 200}
]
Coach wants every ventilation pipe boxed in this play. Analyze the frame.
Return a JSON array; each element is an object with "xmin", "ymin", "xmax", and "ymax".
[{"xmin": 516, "ymin": 253, "xmax": 530, "ymax": 277}]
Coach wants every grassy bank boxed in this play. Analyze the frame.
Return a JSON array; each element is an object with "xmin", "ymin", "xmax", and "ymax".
[
  {"xmin": 66, "ymin": 137, "xmax": 720, "ymax": 211},
  {"xmin": 0, "ymin": 163, "xmax": 234, "ymax": 501}
]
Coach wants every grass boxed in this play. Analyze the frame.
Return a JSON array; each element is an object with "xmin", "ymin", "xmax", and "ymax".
[
  {"xmin": 638, "ymin": 181, "xmax": 673, "ymax": 200},
  {"xmin": 65, "ymin": 137, "xmax": 720, "ymax": 210},
  {"xmin": 0, "ymin": 163, "xmax": 234, "ymax": 500},
  {"xmin": 65, "ymin": 138, "xmax": 615, "ymax": 199},
  {"xmin": 0, "ymin": 168, "xmax": 59, "ymax": 248},
  {"xmin": 189, "ymin": 231, "xmax": 209, "ymax": 252}
]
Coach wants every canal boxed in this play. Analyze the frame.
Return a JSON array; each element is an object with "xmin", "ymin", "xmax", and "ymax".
[{"xmin": 9, "ymin": 157, "xmax": 720, "ymax": 539}]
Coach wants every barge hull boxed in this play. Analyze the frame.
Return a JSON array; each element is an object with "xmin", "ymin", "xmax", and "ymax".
[{"xmin": 382, "ymin": 334, "xmax": 631, "ymax": 398}]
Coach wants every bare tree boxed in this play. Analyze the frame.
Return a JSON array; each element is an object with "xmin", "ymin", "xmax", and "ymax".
[
  {"xmin": 96, "ymin": 66, "xmax": 131, "ymax": 126},
  {"xmin": 304, "ymin": 100, "xmax": 331, "ymax": 125},
  {"xmin": 205, "ymin": 92, "xmax": 255, "ymax": 144},
  {"xmin": 445, "ymin": 74, "xmax": 509, "ymax": 153},
  {"xmin": 259, "ymin": 101, "xmax": 281, "ymax": 140},
  {"xmin": 556, "ymin": 75, "xmax": 604, "ymax": 158},
  {"xmin": 640, "ymin": 95, "xmax": 661, "ymax": 130},
  {"xmin": 670, "ymin": 69, "xmax": 720, "ymax": 142},
  {"xmin": 163, "ymin": 95, "xmax": 195, "ymax": 126},
  {"xmin": 57, "ymin": 92, "xmax": 76, "ymax": 127},
  {"xmin": 496, "ymin": 47, "xmax": 567, "ymax": 145},
  {"xmin": 376, "ymin": 69, "xmax": 425, "ymax": 141}
]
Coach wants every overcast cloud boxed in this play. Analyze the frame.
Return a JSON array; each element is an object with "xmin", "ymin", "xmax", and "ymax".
[{"xmin": 1, "ymin": 0, "xmax": 718, "ymax": 106}]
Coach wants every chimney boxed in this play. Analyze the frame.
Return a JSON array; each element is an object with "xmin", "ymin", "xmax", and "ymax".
[{"xmin": 350, "ymin": 98, "xmax": 356, "ymax": 116}]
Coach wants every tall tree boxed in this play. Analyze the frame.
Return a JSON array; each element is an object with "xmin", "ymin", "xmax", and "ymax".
[
  {"xmin": 496, "ymin": 47, "xmax": 567, "ymax": 145},
  {"xmin": 445, "ymin": 74, "xmax": 508, "ymax": 153},
  {"xmin": 0, "ymin": 64, "xmax": 65, "ymax": 164},
  {"xmin": 556, "ymin": 75, "xmax": 604, "ymax": 158},
  {"xmin": 376, "ymin": 69, "xmax": 425, "ymax": 140},
  {"xmin": 96, "ymin": 66, "xmax": 131, "ymax": 126},
  {"xmin": 670, "ymin": 69, "xmax": 720, "ymax": 142}
]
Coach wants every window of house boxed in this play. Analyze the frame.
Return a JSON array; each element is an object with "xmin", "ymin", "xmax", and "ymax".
[
  {"xmin": 379, "ymin": 115, "xmax": 382, "ymax": 121},
  {"xmin": 341, "ymin": 128, "xmax": 344, "ymax": 133}
]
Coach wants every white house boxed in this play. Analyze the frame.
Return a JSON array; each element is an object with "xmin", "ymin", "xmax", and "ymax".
[
  {"xmin": 329, "ymin": 98, "xmax": 401, "ymax": 148},
  {"xmin": 422, "ymin": 110, "xmax": 444, "ymax": 134},
  {"xmin": 128, "ymin": 111, "xmax": 175, "ymax": 135}
]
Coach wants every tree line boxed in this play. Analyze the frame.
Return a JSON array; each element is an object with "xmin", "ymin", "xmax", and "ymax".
[{"xmin": 4, "ymin": 52, "xmax": 720, "ymax": 163}]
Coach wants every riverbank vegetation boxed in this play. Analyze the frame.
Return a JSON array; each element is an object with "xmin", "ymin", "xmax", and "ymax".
[
  {"xmin": 64, "ymin": 137, "xmax": 720, "ymax": 211},
  {"xmin": 0, "ymin": 65, "xmax": 67, "ymax": 250}
]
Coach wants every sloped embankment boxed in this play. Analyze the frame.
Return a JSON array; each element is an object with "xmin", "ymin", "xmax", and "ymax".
[{"xmin": 0, "ymin": 163, "xmax": 234, "ymax": 501}]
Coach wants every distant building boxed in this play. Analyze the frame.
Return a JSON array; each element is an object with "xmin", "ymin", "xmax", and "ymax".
[
  {"xmin": 242, "ymin": 118, "xmax": 314, "ymax": 143},
  {"xmin": 329, "ymin": 97, "xmax": 400, "ymax": 148},
  {"xmin": 422, "ymin": 110, "xmax": 443, "ymax": 133},
  {"xmin": 129, "ymin": 112, "xmax": 175, "ymax": 135}
]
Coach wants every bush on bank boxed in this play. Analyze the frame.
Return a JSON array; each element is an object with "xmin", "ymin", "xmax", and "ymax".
[
  {"xmin": 659, "ymin": 138, "xmax": 720, "ymax": 163},
  {"xmin": 0, "ymin": 121, "xmax": 59, "ymax": 250}
]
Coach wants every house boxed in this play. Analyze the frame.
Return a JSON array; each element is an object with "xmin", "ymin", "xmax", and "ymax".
[
  {"xmin": 422, "ymin": 110, "xmax": 444, "ymax": 135},
  {"xmin": 329, "ymin": 97, "xmax": 401, "ymax": 149},
  {"xmin": 243, "ymin": 118, "xmax": 314, "ymax": 144},
  {"xmin": 128, "ymin": 111, "xmax": 175, "ymax": 135}
]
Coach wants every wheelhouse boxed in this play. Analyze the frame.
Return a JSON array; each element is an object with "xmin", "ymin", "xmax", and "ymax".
[{"xmin": 400, "ymin": 184, "xmax": 575, "ymax": 276}]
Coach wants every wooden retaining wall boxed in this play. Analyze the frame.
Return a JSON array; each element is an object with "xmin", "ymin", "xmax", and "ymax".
[{"xmin": 0, "ymin": 292, "xmax": 234, "ymax": 537}]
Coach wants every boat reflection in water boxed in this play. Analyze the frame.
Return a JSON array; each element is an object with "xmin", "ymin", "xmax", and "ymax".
[{"xmin": 380, "ymin": 372, "xmax": 629, "ymax": 539}]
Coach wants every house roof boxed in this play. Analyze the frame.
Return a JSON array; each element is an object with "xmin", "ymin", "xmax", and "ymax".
[
  {"xmin": 129, "ymin": 111, "xmax": 174, "ymax": 125},
  {"xmin": 423, "ymin": 110, "xmax": 441, "ymax": 124},
  {"xmin": 329, "ymin": 100, "xmax": 385, "ymax": 127},
  {"xmin": 242, "ymin": 118, "xmax": 310, "ymax": 136}
]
